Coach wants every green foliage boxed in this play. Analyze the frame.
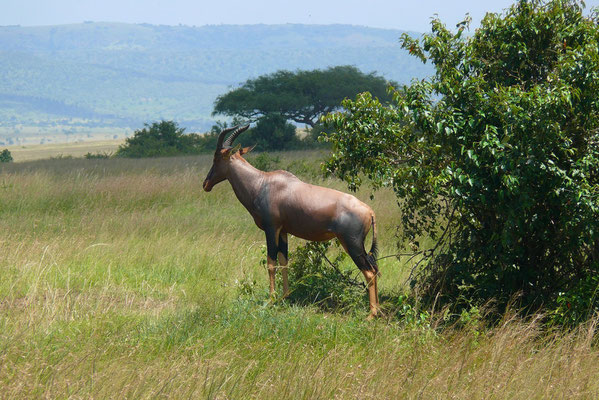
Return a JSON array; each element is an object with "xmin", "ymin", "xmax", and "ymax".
[
  {"xmin": 115, "ymin": 120, "xmax": 204, "ymax": 158},
  {"xmin": 552, "ymin": 268, "xmax": 599, "ymax": 326},
  {"xmin": 213, "ymin": 66, "xmax": 395, "ymax": 128},
  {"xmin": 323, "ymin": 0, "xmax": 599, "ymax": 320},
  {"xmin": 284, "ymin": 159, "xmax": 323, "ymax": 180},
  {"xmin": 84, "ymin": 151, "xmax": 111, "ymax": 159},
  {"xmin": 395, "ymin": 295, "xmax": 435, "ymax": 331},
  {"xmin": 286, "ymin": 241, "xmax": 367, "ymax": 313},
  {"xmin": 0, "ymin": 149, "xmax": 12, "ymax": 163},
  {"xmin": 301, "ymin": 124, "xmax": 330, "ymax": 149},
  {"xmin": 244, "ymin": 114, "xmax": 300, "ymax": 151},
  {"xmin": 248, "ymin": 153, "xmax": 281, "ymax": 172}
]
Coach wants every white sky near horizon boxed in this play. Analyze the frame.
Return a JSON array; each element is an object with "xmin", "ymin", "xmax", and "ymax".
[{"xmin": 3, "ymin": 0, "xmax": 599, "ymax": 32}]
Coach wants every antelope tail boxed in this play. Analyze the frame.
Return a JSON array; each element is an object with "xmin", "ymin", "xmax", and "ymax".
[{"xmin": 367, "ymin": 214, "xmax": 379, "ymax": 275}]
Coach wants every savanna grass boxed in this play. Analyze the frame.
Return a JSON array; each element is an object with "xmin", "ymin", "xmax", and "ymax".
[{"xmin": 0, "ymin": 152, "xmax": 598, "ymax": 399}]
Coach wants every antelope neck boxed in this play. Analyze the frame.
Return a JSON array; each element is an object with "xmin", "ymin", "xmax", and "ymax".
[{"xmin": 227, "ymin": 156, "xmax": 266, "ymax": 212}]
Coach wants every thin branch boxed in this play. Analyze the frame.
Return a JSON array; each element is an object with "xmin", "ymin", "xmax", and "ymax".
[
  {"xmin": 376, "ymin": 252, "xmax": 423, "ymax": 261},
  {"xmin": 405, "ymin": 205, "xmax": 457, "ymax": 285},
  {"xmin": 316, "ymin": 248, "xmax": 366, "ymax": 289}
]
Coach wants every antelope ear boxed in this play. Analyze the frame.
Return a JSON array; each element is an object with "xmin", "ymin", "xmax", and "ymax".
[{"xmin": 239, "ymin": 144, "xmax": 256, "ymax": 155}]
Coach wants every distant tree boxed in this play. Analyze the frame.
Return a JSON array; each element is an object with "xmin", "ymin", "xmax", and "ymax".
[
  {"xmin": 204, "ymin": 116, "xmax": 317, "ymax": 152},
  {"xmin": 243, "ymin": 114, "xmax": 300, "ymax": 151},
  {"xmin": 213, "ymin": 65, "xmax": 395, "ymax": 128},
  {"xmin": 115, "ymin": 120, "xmax": 202, "ymax": 158},
  {"xmin": 0, "ymin": 149, "xmax": 13, "ymax": 163},
  {"xmin": 193, "ymin": 118, "xmax": 247, "ymax": 154}
]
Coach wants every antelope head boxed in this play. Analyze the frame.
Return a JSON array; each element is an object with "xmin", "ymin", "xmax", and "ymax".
[{"xmin": 202, "ymin": 124, "xmax": 253, "ymax": 192}]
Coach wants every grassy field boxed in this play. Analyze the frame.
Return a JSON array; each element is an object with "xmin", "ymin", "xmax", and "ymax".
[
  {"xmin": 0, "ymin": 151, "xmax": 598, "ymax": 399},
  {"xmin": 4, "ymin": 138, "xmax": 124, "ymax": 162}
]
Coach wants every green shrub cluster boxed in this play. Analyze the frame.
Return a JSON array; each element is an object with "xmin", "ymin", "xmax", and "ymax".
[
  {"xmin": 323, "ymin": 0, "xmax": 599, "ymax": 323},
  {"xmin": 115, "ymin": 120, "xmax": 207, "ymax": 158},
  {"xmin": 285, "ymin": 241, "xmax": 367, "ymax": 313},
  {"xmin": 248, "ymin": 153, "xmax": 281, "ymax": 172},
  {"xmin": 0, "ymin": 149, "xmax": 13, "ymax": 163},
  {"xmin": 84, "ymin": 151, "xmax": 112, "ymax": 159}
]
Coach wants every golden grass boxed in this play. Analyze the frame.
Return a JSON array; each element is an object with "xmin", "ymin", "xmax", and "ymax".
[
  {"xmin": 4, "ymin": 139, "xmax": 124, "ymax": 162},
  {"xmin": 0, "ymin": 153, "xmax": 597, "ymax": 399}
]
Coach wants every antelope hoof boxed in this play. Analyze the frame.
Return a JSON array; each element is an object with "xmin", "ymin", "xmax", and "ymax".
[{"xmin": 366, "ymin": 308, "xmax": 381, "ymax": 321}]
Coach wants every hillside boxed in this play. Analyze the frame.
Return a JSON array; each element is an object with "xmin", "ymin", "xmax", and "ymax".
[{"xmin": 0, "ymin": 23, "xmax": 431, "ymax": 143}]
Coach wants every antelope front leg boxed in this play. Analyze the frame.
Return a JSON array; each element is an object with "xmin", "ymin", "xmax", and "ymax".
[
  {"xmin": 265, "ymin": 228, "xmax": 279, "ymax": 300},
  {"xmin": 361, "ymin": 269, "xmax": 379, "ymax": 319},
  {"xmin": 280, "ymin": 262, "xmax": 289, "ymax": 298},
  {"xmin": 267, "ymin": 256, "xmax": 277, "ymax": 298},
  {"xmin": 278, "ymin": 232, "xmax": 289, "ymax": 297}
]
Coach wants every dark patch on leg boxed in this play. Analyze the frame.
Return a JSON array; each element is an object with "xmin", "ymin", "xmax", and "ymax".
[
  {"xmin": 338, "ymin": 233, "xmax": 376, "ymax": 274},
  {"xmin": 330, "ymin": 211, "xmax": 364, "ymax": 237},
  {"xmin": 265, "ymin": 227, "xmax": 279, "ymax": 262},
  {"xmin": 334, "ymin": 212, "xmax": 379, "ymax": 317},
  {"xmin": 331, "ymin": 211, "xmax": 377, "ymax": 271},
  {"xmin": 277, "ymin": 232, "xmax": 288, "ymax": 265}
]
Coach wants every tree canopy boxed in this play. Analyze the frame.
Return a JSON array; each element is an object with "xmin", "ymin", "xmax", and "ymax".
[
  {"xmin": 213, "ymin": 65, "xmax": 395, "ymax": 128},
  {"xmin": 323, "ymin": 0, "xmax": 599, "ymax": 322}
]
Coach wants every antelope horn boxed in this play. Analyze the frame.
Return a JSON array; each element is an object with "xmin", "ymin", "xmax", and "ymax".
[
  {"xmin": 216, "ymin": 126, "xmax": 238, "ymax": 149},
  {"xmin": 223, "ymin": 124, "xmax": 250, "ymax": 147}
]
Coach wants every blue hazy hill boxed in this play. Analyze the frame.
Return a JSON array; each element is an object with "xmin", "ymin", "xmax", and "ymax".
[{"xmin": 0, "ymin": 22, "xmax": 431, "ymax": 133}]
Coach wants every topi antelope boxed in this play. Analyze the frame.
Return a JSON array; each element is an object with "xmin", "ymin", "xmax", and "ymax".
[{"xmin": 203, "ymin": 125, "xmax": 380, "ymax": 318}]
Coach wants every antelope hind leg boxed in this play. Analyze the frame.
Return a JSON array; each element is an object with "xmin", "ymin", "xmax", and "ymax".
[{"xmin": 362, "ymin": 269, "xmax": 379, "ymax": 319}]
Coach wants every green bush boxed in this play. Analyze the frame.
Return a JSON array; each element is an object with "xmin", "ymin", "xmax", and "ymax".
[
  {"xmin": 323, "ymin": 0, "xmax": 599, "ymax": 321},
  {"xmin": 286, "ymin": 241, "xmax": 367, "ymax": 313},
  {"xmin": 285, "ymin": 159, "xmax": 322, "ymax": 180},
  {"xmin": 84, "ymin": 151, "xmax": 112, "ymax": 159},
  {"xmin": 115, "ymin": 120, "xmax": 204, "ymax": 158},
  {"xmin": 248, "ymin": 153, "xmax": 281, "ymax": 172},
  {"xmin": 0, "ymin": 149, "xmax": 13, "ymax": 163},
  {"xmin": 552, "ymin": 268, "xmax": 599, "ymax": 326}
]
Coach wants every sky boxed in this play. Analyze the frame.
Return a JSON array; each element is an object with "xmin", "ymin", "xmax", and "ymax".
[{"xmin": 3, "ymin": 0, "xmax": 599, "ymax": 32}]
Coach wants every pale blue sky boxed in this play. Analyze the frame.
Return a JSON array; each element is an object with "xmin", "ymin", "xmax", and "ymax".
[{"xmin": 4, "ymin": 0, "xmax": 598, "ymax": 32}]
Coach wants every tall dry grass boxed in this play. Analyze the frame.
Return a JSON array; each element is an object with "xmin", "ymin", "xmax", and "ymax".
[{"xmin": 0, "ymin": 152, "xmax": 597, "ymax": 399}]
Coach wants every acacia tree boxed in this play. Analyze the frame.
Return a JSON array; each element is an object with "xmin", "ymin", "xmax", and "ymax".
[
  {"xmin": 323, "ymin": 0, "xmax": 599, "ymax": 321},
  {"xmin": 213, "ymin": 65, "xmax": 394, "ymax": 128}
]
